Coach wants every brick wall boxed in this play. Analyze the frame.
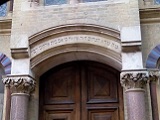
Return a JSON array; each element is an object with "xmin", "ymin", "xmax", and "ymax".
[{"xmin": 11, "ymin": 0, "xmax": 140, "ymax": 37}]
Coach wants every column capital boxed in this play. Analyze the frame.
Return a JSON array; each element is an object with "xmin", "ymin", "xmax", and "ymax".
[
  {"xmin": 2, "ymin": 75, "xmax": 35, "ymax": 94},
  {"xmin": 120, "ymin": 70, "xmax": 148, "ymax": 90},
  {"xmin": 148, "ymin": 69, "xmax": 159, "ymax": 82}
]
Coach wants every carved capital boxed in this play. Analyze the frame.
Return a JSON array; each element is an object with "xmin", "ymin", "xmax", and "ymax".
[
  {"xmin": 2, "ymin": 75, "xmax": 35, "ymax": 94},
  {"xmin": 121, "ymin": 71, "xmax": 148, "ymax": 90},
  {"xmin": 148, "ymin": 69, "xmax": 159, "ymax": 82}
]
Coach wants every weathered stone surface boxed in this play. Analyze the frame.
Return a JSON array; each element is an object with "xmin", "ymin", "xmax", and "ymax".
[
  {"xmin": 31, "ymin": 35, "xmax": 121, "ymax": 58},
  {"xmin": 121, "ymin": 71, "xmax": 148, "ymax": 90},
  {"xmin": 2, "ymin": 75, "xmax": 35, "ymax": 94}
]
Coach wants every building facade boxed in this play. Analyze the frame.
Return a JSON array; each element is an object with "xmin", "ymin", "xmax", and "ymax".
[{"xmin": 0, "ymin": 0, "xmax": 160, "ymax": 120}]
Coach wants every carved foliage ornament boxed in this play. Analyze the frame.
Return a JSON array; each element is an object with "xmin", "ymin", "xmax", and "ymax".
[
  {"xmin": 148, "ymin": 69, "xmax": 159, "ymax": 82},
  {"xmin": 2, "ymin": 75, "xmax": 35, "ymax": 94},
  {"xmin": 121, "ymin": 72, "xmax": 148, "ymax": 89}
]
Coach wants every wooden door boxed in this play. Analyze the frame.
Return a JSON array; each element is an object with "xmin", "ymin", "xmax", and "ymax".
[{"xmin": 39, "ymin": 61, "xmax": 124, "ymax": 120}]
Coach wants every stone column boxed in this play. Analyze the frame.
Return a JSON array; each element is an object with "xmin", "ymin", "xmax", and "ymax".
[
  {"xmin": 121, "ymin": 70, "xmax": 148, "ymax": 120},
  {"xmin": 148, "ymin": 69, "xmax": 159, "ymax": 120},
  {"xmin": 2, "ymin": 75, "xmax": 35, "ymax": 120}
]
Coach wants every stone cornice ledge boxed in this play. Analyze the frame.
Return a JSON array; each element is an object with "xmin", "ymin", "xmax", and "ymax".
[
  {"xmin": 2, "ymin": 75, "xmax": 35, "ymax": 94},
  {"xmin": 121, "ymin": 41, "xmax": 141, "ymax": 47},
  {"xmin": 121, "ymin": 41, "xmax": 142, "ymax": 52},
  {"xmin": 140, "ymin": 7, "xmax": 160, "ymax": 24},
  {"xmin": 0, "ymin": 18, "xmax": 12, "ymax": 35},
  {"xmin": 11, "ymin": 48, "xmax": 29, "ymax": 58}
]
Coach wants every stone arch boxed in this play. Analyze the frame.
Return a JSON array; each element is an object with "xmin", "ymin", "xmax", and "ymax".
[
  {"xmin": 29, "ymin": 24, "xmax": 121, "ymax": 77},
  {"xmin": 146, "ymin": 44, "xmax": 160, "ymax": 120},
  {"xmin": 146, "ymin": 45, "xmax": 160, "ymax": 68},
  {"xmin": 0, "ymin": 53, "xmax": 11, "ymax": 75}
]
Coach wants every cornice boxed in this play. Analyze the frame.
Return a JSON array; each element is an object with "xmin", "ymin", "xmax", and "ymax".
[
  {"xmin": 140, "ymin": 7, "xmax": 160, "ymax": 24},
  {"xmin": 0, "ymin": 18, "xmax": 12, "ymax": 35}
]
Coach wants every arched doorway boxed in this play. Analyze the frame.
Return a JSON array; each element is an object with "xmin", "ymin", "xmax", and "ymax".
[{"xmin": 39, "ymin": 61, "xmax": 124, "ymax": 120}]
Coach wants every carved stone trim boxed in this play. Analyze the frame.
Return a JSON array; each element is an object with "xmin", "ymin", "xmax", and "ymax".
[
  {"xmin": 140, "ymin": 8, "xmax": 160, "ymax": 24},
  {"xmin": 11, "ymin": 48, "xmax": 29, "ymax": 59},
  {"xmin": 2, "ymin": 75, "xmax": 35, "ymax": 94},
  {"xmin": 120, "ymin": 71, "xmax": 148, "ymax": 90},
  {"xmin": 148, "ymin": 69, "xmax": 159, "ymax": 82},
  {"xmin": 0, "ymin": 19, "xmax": 12, "ymax": 35}
]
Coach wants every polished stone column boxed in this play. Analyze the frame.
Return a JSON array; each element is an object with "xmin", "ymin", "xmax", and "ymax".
[
  {"xmin": 121, "ymin": 71, "xmax": 148, "ymax": 120},
  {"xmin": 121, "ymin": 70, "xmax": 159, "ymax": 120},
  {"xmin": 148, "ymin": 69, "xmax": 159, "ymax": 120},
  {"xmin": 3, "ymin": 75, "xmax": 35, "ymax": 120}
]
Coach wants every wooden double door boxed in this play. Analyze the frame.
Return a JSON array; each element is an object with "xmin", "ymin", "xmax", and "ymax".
[{"xmin": 39, "ymin": 61, "xmax": 124, "ymax": 120}]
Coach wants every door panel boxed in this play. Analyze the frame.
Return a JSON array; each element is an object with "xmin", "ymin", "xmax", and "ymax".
[
  {"xmin": 86, "ymin": 65, "xmax": 118, "ymax": 103},
  {"xmin": 39, "ymin": 61, "xmax": 123, "ymax": 120},
  {"xmin": 88, "ymin": 108, "xmax": 119, "ymax": 120},
  {"xmin": 44, "ymin": 110, "xmax": 73, "ymax": 120},
  {"xmin": 44, "ymin": 66, "xmax": 77, "ymax": 104}
]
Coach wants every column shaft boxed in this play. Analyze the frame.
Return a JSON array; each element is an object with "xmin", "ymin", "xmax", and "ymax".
[
  {"xmin": 10, "ymin": 93, "xmax": 29, "ymax": 120},
  {"xmin": 2, "ymin": 75, "xmax": 35, "ymax": 120},
  {"xmin": 121, "ymin": 71, "xmax": 148, "ymax": 120},
  {"xmin": 125, "ymin": 89, "xmax": 146, "ymax": 120}
]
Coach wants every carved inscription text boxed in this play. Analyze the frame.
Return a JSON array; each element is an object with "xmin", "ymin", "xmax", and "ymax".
[{"xmin": 31, "ymin": 35, "xmax": 121, "ymax": 58}]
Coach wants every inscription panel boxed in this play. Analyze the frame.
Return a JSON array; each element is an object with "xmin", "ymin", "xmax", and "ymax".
[{"xmin": 31, "ymin": 35, "xmax": 121, "ymax": 58}]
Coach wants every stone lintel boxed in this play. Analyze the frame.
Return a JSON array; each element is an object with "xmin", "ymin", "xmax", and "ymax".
[{"xmin": 2, "ymin": 75, "xmax": 35, "ymax": 94}]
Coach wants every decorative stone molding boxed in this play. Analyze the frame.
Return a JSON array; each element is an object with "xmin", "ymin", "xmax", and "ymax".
[
  {"xmin": 11, "ymin": 48, "xmax": 29, "ymax": 58},
  {"xmin": 0, "ymin": 19, "xmax": 12, "ymax": 35},
  {"xmin": 140, "ymin": 8, "xmax": 160, "ymax": 24},
  {"xmin": 148, "ymin": 69, "xmax": 159, "ymax": 82},
  {"xmin": 121, "ymin": 69, "xmax": 160, "ymax": 90},
  {"xmin": 2, "ymin": 75, "xmax": 35, "ymax": 94},
  {"xmin": 120, "ymin": 70, "xmax": 148, "ymax": 90}
]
